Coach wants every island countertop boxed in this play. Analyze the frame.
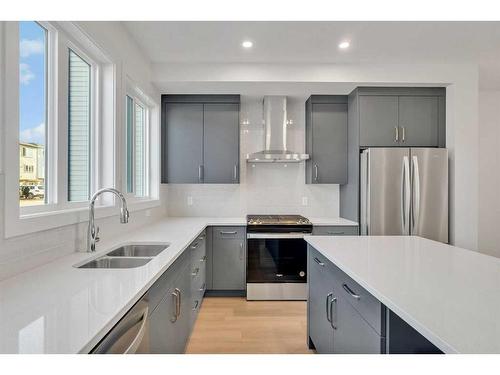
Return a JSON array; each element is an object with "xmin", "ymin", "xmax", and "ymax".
[{"xmin": 304, "ymin": 235, "xmax": 500, "ymax": 354}]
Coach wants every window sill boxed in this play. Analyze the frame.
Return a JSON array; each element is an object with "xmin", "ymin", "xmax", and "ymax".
[{"xmin": 5, "ymin": 198, "xmax": 161, "ymax": 239}]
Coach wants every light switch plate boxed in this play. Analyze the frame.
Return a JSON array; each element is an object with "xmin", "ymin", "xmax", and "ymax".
[
  {"xmin": 302, "ymin": 197, "xmax": 308, "ymax": 206},
  {"xmin": 187, "ymin": 196, "xmax": 193, "ymax": 206}
]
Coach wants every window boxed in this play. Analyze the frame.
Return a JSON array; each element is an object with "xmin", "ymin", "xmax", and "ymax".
[
  {"xmin": 126, "ymin": 94, "xmax": 148, "ymax": 198},
  {"xmin": 18, "ymin": 21, "xmax": 47, "ymax": 206},
  {"xmin": 68, "ymin": 49, "xmax": 91, "ymax": 202}
]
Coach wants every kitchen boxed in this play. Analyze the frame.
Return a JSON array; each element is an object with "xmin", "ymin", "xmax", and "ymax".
[{"xmin": 1, "ymin": 2, "xmax": 500, "ymax": 373}]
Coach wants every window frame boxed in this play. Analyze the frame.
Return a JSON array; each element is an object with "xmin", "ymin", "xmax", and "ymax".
[
  {"xmin": 2, "ymin": 21, "xmax": 160, "ymax": 239},
  {"xmin": 124, "ymin": 88, "xmax": 151, "ymax": 201}
]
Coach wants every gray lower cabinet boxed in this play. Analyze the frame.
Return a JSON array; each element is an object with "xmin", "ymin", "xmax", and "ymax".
[
  {"xmin": 308, "ymin": 245, "xmax": 385, "ymax": 354},
  {"xmin": 306, "ymin": 96, "xmax": 348, "ymax": 184},
  {"xmin": 308, "ymin": 249, "xmax": 336, "ymax": 353},
  {"xmin": 332, "ymin": 294, "xmax": 384, "ymax": 354},
  {"xmin": 312, "ymin": 225, "xmax": 359, "ymax": 236},
  {"xmin": 149, "ymin": 259, "xmax": 191, "ymax": 353},
  {"xmin": 203, "ymin": 103, "xmax": 240, "ymax": 183},
  {"xmin": 162, "ymin": 95, "xmax": 240, "ymax": 184},
  {"xmin": 210, "ymin": 226, "xmax": 246, "ymax": 291},
  {"xmin": 165, "ymin": 103, "xmax": 204, "ymax": 183},
  {"xmin": 190, "ymin": 231, "xmax": 207, "ymax": 324}
]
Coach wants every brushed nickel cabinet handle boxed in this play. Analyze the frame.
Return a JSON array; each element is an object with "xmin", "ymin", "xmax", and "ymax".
[
  {"xmin": 220, "ymin": 231, "xmax": 237, "ymax": 235},
  {"xmin": 330, "ymin": 297, "xmax": 338, "ymax": 330},
  {"xmin": 233, "ymin": 164, "xmax": 238, "ymax": 181},
  {"xmin": 327, "ymin": 231, "xmax": 345, "ymax": 235},
  {"xmin": 198, "ymin": 165, "xmax": 204, "ymax": 182},
  {"xmin": 394, "ymin": 126, "xmax": 399, "ymax": 142},
  {"xmin": 314, "ymin": 164, "xmax": 319, "ymax": 181},
  {"xmin": 192, "ymin": 300, "xmax": 199, "ymax": 311},
  {"xmin": 326, "ymin": 292, "xmax": 333, "ymax": 322},
  {"xmin": 401, "ymin": 126, "xmax": 406, "ymax": 142},
  {"xmin": 314, "ymin": 257, "xmax": 325, "ymax": 266},
  {"xmin": 191, "ymin": 267, "xmax": 199, "ymax": 277},
  {"xmin": 342, "ymin": 283, "xmax": 361, "ymax": 300},
  {"xmin": 191, "ymin": 242, "xmax": 200, "ymax": 249}
]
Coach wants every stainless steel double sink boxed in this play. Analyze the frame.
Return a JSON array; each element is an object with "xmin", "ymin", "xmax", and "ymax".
[{"xmin": 76, "ymin": 244, "xmax": 169, "ymax": 269}]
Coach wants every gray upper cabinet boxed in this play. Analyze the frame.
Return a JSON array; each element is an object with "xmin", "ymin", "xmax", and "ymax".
[
  {"xmin": 398, "ymin": 96, "xmax": 438, "ymax": 147},
  {"xmin": 359, "ymin": 95, "xmax": 399, "ymax": 147},
  {"xmin": 356, "ymin": 88, "xmax": 445, "ymax": 148},
  {"xmin": 165, "ymin": 103, "xmax": 204, "ymax": 183},
  {"xmin": 162, "ymin": 95, "xmax": 240, "ymax": 184},
  {"xmin": 306, "ymin": 96, "xmax": 348, "ymax": 184},
  {"xmin": 203, "ymin": 103, "xmax": 240, "ymax": 183}
]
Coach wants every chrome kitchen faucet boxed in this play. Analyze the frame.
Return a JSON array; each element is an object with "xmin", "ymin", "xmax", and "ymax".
[{"xmin": 88, "ymin": 188, "xmax": 129, "ymax": 252}]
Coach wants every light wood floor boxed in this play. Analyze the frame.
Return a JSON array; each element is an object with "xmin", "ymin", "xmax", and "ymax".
[{"xmin": 185, "ymin": 297, "xmax": 314, "ymax": 354}]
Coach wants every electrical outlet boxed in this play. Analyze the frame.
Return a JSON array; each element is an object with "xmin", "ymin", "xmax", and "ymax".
[
  {"xmin": 187, "ymin": 196, "xmax": 193, "ymax": 206},
  {"xmin": 302, "ymin": 197, "xmax": 308, "ymax": 206}
]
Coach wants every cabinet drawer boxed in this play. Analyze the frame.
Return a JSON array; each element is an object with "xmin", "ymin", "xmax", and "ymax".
[
  {"xmin": 312, "ymin": 226, "xmax": 358, "ymax": 236},
  {"xmin": 330, "ymin": 262, "xmax": 384, "ymax": 335},
  {"xmin": 213, "ymin": 226, "xmax": 245, "ymax": 239},
  {"xmin": 147, "ymin": 249, "xmax": 189, "ymax": 313}
]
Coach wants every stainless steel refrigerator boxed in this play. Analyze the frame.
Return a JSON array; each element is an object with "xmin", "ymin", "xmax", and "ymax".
[{"xmin": 360, "ymin": 148, "xmax": 448, "ymax": 243}]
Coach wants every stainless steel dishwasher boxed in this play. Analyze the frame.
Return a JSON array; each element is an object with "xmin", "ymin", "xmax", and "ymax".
[{"xmin": 91, "ymin": 298, "xmax": 150, "ymax": 354}]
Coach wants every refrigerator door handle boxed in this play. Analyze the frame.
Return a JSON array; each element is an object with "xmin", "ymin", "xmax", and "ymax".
[
  {"xmin": 401, "ymin": 156, "xmax": 411, "ymax": 235},
  {"xmin": 412, "ymin": 155, "xmax": 421, "ymax": 233}
]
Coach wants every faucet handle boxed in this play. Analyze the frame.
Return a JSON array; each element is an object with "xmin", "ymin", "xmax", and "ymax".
[{"xmin": 95, "ymin": 226, "xmax": 100, "ymax": 242}]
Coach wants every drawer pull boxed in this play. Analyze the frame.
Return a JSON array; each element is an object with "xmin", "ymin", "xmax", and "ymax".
[
  {"xmin": 220, "ymin": 231, "xmax": 237, "ymax": 235},
  {"xmin": 191, "ymin": 268, "xmax": 199, "ymax": 277},
  {"xmin": 190, "ymin": 242, "xmax": 200, "ymax": 249},
  {"xmin": 198, "ymin": 235, "xmax": 205, "ymax": 241},
  {"xmin": 314, "ymin": 257, "xmax": 325, "ymax": 266},
  {"xmin": 199, "ymin": 283, "xmax": 206, "ymax": 292},
  {"xmin": 327, "ymin": 231, "xmax": 345, "ymax": 235},
  {"xmin": 192, "ymin": 300, "xmax": 199, "ymax": 311},
  {"xmin": 342, "ymin": 283, "xmax": 361, "ymax": 300},
  {"xmin": 200, "ymin": 255, "xmax": 207, "ymax": 262}
]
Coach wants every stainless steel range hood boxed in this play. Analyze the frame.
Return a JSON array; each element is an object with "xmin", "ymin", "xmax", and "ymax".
[{"xmin": 246, "ymin": 96, "xmax": 309, "ymax": 163}]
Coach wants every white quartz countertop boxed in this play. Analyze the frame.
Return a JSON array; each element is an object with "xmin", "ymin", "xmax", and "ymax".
[
  {"xmin": 308, "ymin": 217, "xmax": 358, "ymax": 226},
  {"xmin": 304, "ymin": 235, "xmax": 500, "ymax": 354},
  {"xmin": 0, "ymin": 217, "xmax": 245, "ymax": 354}
]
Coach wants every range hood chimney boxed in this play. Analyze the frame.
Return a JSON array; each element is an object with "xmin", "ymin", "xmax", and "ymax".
[{"xmin": 246, "ymin": 96, "xmax": 309, "ymax": 163}]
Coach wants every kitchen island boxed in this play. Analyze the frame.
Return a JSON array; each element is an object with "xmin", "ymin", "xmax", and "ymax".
[{"xmin": 305, "ymin": 235, "xmax": 500, "ymax": 354}]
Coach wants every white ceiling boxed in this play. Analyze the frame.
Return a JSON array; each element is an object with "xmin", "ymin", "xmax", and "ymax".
[{"xmin": 123, "ymin": 21, "xmax": 500, "ymax": 88}]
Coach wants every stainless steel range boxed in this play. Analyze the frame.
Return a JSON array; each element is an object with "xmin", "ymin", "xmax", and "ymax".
[{"xmin": 246, "ymin": 215, "xmax": 312, "ymax": 300}]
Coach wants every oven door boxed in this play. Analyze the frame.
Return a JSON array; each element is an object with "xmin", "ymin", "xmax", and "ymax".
[{"xmin": 246, "ymin": 233, "xmax": 308, "ymax": 283}]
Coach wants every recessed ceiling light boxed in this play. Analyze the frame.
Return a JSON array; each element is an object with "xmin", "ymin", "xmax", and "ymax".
[
  {"xmin": 338, "ymin": 41, "xmax": 350, "ymax": 49},
  {"xmin": 242, "ymin": 40, "xmax": 253, "ymax": 48}
]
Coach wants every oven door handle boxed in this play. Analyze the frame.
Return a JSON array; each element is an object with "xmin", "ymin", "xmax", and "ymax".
[{"xmin": 246, "ymin": 233, "xmax": 308, "ymax": 239}]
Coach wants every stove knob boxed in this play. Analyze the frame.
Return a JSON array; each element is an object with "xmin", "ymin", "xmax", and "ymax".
[{"xmin": 299, "ymin": 271, "xmax": 305, "ymax": 277}]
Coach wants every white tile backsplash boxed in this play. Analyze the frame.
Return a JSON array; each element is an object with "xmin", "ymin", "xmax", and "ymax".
[{"xmin": 166, "ymin": 95, "xmax": 340, "ymax": 217}]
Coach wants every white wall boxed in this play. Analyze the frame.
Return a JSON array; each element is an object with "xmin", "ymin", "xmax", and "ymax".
[
  {"xmin": 478, "ymin": 90, "xmax": 500, "ymax": 257},
  {"xmin": 154, "ymin": 62, "xmax": 480, "ymax": 250},
  {"xmin": 0, "ymin": 21, "xmax": 166, "ymax": 281},
  {"xmin": 167, "ymin": 95, "xmax": 340, "ymax": 217}
]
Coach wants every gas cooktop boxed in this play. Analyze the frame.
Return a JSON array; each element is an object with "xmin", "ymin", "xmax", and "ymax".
[{"xmin": 247, "ymin": 215, "xmax": 311, "ymax": 226}]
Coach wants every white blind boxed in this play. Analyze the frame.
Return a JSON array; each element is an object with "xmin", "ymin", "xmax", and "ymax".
[
  {"xmin": 68, "ymin": 49, "xmax": 91, "ymax": 201},
  {"xmin": 135, "ymin": 103, "xmax": 145, "ymax": 197}
]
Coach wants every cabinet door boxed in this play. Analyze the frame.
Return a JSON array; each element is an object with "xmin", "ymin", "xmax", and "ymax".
[
  {"xmin": 203, "ymin": 103, "xmax": 240, "ymax": 183},
  {"xmin": 166, "ymin": 103, "xmax": 204, "ymax": 183},
  {"xmin": 359, "ymin": 96, "xmax": 399, "ymax": 147},
  {"xmin": 332, "ymin": 295, "xmax": 383, "ymax": 354},
  {"xmin": 398, "ymin": 96, "xmax": 439, "ymax": 147},
  {"xmin": 308, "ymin": 249, "xmax": 335, "ymax": 353},
  {"xmin": 212, "ymin": 237, "xmax": 245, "ymax": 290},
  {"xmin": 311, "ymin": 103, "xmax": 347, "ymax": 184}
]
